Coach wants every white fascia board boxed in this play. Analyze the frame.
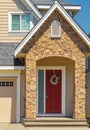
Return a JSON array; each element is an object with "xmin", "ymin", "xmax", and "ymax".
[
  {"xmin": 0, "ymin": 66, "xmax": 25, "ymax": 70},
  {"xmin": 21, "ymin": 0, "xmax": 42, "ymax": 18},
  {"xmin": 55, "ymin": 2, "xmax": 90, "ymax": 45},
  {"xmin": 64, "ymin": 6, "xmax": 81, "ymax": 10},
  {"xmin": 36, "ymin": 5, "xmax": 50, "ymax": 9},
  {"xmin": 14, "ymin": 1, "xmax": 90, "ymax": 56},
  {"xmin": 36, "ymin": 5, "xmax": 81, "ymax": 10}
]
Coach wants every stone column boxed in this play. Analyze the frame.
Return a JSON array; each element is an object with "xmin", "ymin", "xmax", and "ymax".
[
  {"xmin": 25, "ymin": 55, "xmax": 37, "ymax": 119},
  {"xmin": 74, "ymin": 59, "xmax": 86, "ymax": 119}
]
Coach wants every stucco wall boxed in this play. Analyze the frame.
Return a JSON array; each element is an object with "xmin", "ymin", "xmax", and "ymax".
[{"xmin": 25, "ymin": 10, "xmax": 87, "ymax": 119}]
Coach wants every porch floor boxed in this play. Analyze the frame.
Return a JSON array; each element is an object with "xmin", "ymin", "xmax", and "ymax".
[{"xmin": 21, "ymin": 117, "xmax": 88, "ymax": 127}]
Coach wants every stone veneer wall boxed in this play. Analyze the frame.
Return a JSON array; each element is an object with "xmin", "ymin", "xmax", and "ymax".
[{"xmin": 25, "ymin": 10, "xmax": 87, "ymax": 119}]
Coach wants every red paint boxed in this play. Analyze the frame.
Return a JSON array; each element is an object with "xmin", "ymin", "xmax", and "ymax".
[{"xmin": 46, "ymin": 70, "xmax": 62, "ymax": 113}]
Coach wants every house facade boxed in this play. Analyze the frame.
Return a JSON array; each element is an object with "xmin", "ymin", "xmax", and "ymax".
[{"xmin": 0, "ymin": 0, "xmax": 90, "ymax": 126}]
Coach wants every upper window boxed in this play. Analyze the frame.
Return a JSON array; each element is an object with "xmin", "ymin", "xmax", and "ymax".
[
  {"xmin": 9, "ymin": 13, "xmax": 34, "ymax": 32},
  {"xmin": 51, "ymin": 20, "xmax": 61, "ymax": 38}
]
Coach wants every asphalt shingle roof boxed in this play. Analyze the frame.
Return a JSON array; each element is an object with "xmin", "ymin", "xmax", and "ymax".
[
  {"xmin": 31, "ymin": 0, "xmax": 71, "ymax": 6},
  {"xmin": 0, "ymin": 43, "xmax": 18, "ymax": 66}
]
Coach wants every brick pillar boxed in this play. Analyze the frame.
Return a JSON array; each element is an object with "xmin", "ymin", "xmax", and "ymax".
[{"xmin": 25, "ymin": 56, "xmax": 37, "ymax": 119}]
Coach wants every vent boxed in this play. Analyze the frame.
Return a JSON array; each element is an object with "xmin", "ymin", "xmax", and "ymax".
[{"xmin": 51, "ymin": 20, "xmax": 61, "ymax": 38}]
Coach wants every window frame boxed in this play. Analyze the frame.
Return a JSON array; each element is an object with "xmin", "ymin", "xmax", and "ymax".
[
  {"xmin": 51, "ymin": 20, "xmax": 61, "ymax": 38},
  {"xmin": 8, "ymin": 12, "xmax": 34, "ymax": 33}
]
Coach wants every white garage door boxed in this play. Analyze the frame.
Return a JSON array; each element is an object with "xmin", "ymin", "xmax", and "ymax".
[{"xmin": 0, "ymin": 78, "xmax": 17, "ymax": 123}]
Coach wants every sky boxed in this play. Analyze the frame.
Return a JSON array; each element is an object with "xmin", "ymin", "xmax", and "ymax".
[{"xmin": 65, "ymin": 0, "xmax": 90, "ymax": 34}]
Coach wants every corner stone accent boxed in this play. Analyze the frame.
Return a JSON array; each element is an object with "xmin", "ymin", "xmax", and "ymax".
[{"xmin": 25, "ymin": 10, "xmax": 87, "ymax": 119}]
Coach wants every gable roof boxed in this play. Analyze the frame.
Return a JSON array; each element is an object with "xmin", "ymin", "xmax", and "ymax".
[
  {"xmin": 21, "ymin": 0, "xmax": 81, "ymax": 17},
  {"xmin": 21, "ymin": 0, "xmax": 42, "ymax": 18},
  {"xmin": 14, "ymin": 1, "xmax": 90, "ymax": 56},
  {"xmin": 31, "ymin": 0, "xmax": 71, "ymax": 6}
]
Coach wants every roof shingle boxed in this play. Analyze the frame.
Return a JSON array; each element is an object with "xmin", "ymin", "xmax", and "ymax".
[
  {"xmin": 0, "ymin": 43, "xmax": 18, "ymax": 66},
  {"xmin": 31, "ymin": 0, "xmax": 71, "ymax": 6}
]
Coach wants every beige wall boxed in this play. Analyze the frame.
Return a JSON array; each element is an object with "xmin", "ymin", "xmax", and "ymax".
[
  {"xmin": 0, "ymin": 0, "xmax": 30, "ymax": 43},
  {"xmin": 37, "ymin": 57, "xmax": 74, "ymax": 117}
]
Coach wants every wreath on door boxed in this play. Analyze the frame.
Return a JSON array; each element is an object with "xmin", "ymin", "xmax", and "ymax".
[{"xmin": 50, "ymin": 70, "xmax": 60, "ymax": 86}]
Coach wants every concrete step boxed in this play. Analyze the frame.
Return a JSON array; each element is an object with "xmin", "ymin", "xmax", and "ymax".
[{"xmin": 21, "ymin": 118, "xmax": 88, "ymax": 127}]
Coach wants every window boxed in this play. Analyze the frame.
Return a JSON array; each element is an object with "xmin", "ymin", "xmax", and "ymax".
[
  {"xmin": 51, "ymin": 20, "xmax": 61, "ymax": 38},
  {"xmin": 38, "ymin": 70, "xmax": 44, "ymax": 114},
  {"xmin": 0, "ymin": 81, "xmax": 13, "ymax": 87},
  {"xmin": 86, "ymin": 56, "xmax": 90, "ymax": 72},
  {"xmin": 9, "ymin": 12, "xmax": 34, "ymax": 32}
]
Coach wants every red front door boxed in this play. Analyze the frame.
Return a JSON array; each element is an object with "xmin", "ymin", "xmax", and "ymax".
[{"xmin": 46, "ymin": 70, "xmax": 62, "ymax": 113}]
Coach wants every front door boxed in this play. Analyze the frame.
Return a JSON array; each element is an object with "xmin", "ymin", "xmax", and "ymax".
[{"xmin": 46, "ymin": 70, "xmax": 62, "ymax": 113}]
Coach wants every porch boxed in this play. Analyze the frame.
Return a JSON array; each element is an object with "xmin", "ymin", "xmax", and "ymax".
[{"xmin": 25, "ymin": 56, "xmax": 86, "ymax": 120}]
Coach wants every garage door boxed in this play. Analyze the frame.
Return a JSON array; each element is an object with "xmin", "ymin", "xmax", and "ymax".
[{"xmin": 0, "ymin": 78, "xmax": 17, "ymax": 123}]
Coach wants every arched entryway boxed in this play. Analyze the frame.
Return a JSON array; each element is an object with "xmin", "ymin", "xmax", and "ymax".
[{"xmin": 36, "ymin": 56, "xmax": 75, "ymax": 117}]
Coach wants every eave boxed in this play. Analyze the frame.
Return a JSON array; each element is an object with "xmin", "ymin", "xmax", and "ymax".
[
  {"xmin": 37, "ymin": 5, "xmax": 81, "ymax": 17},
  {"xmin": 20, "ymin": 0, "xmax": 42, "ymax": 18}
]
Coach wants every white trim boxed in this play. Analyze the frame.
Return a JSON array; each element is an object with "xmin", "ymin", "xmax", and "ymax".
[
  {"xmin": 36, "ymin": 5, "xmax": 50, "ymax": 9},
  {"xmin": 8, "ymin": 13, "xmax": 11, "ymax": 32},
  {"xmin": 37, "ymin": 66, "xmax": 66, "ymax": 116},
  {"xmin": 37, "ymin": 70, "xmax": 39, "ymax": 115},
  {"xmin": 0, "ymin": 66, "xmax": 25, "ymax": 70},
  {"xmin": 21, "ymin": 0, "xmax": 42, "ymax": 18},
  {"xmin": 14, "ymin": 1, "xmax": 90, "ymax": 56},
  {"xmin": 8, "ymin": 12, "xmax": 33, "ymax": 32},
  {"xmin": 0, "ymin": 70, "xmax": 21, "ymax": 122},
  {"xmin": 64, "ymin": 6, "xmax": 81, "ymax": 10},
  {"xmin": 51, "ymin": 20, "xmax": 61, "ymax": 38},
  {"xmin": 36, "ymin": 5, "xmax": 81, "ymax": 10},
  {"xmin": 62, "ymin": 66, "xmax": 66, "ymax": 115},
  {"xmin": 16, "ymin": 75, "xmax": 20, "ymax": 122},
  {"xmin": 37, "ymin": 114, "xmax": 65, "ymax": 117},
  {"xmin": 30, "ymin": 13, "xmax": 34, "ymax": 29}
]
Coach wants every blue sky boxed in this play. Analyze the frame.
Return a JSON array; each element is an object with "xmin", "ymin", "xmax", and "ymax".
[{"xmin": 65, "ymin": 0, "xmax": 90, "ymax": 34}]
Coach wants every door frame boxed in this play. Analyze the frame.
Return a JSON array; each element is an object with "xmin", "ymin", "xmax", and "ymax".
[{"xmin": 37, "ymin": 66, "xmax": 66, "ymax": 116}]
